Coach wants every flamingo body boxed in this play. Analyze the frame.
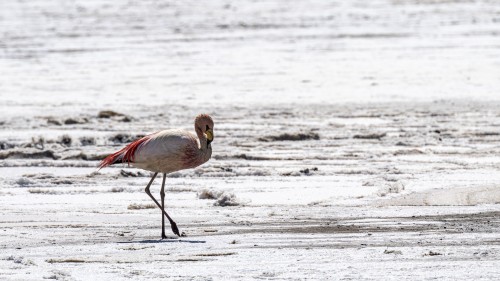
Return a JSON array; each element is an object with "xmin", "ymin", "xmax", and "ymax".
[
  {"xmin": 135, "ymin": 129, "xmax": 211, "ymax": 173},
  {"xmin": 100, "ymin": 129, "xmax": 211, "ymax": 173}
]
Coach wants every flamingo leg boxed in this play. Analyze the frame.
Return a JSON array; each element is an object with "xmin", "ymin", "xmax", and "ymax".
[
  {"xmin": 144, "ymin": 172, "xmax": 180, "ymax": 237},
  {"xmin": 160, "ymin": 173, "xmax": 167, "ymax": 239}
]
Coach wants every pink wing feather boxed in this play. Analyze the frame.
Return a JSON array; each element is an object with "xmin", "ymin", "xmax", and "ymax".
[{"xmin": 98, "ymin": 134, "xmax": 152, "ymax": 169}]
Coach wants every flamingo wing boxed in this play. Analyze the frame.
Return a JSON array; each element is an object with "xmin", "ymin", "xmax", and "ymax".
[{"xmin": 98, "ymin": 133, "xmax": 153, "ymax": 169}]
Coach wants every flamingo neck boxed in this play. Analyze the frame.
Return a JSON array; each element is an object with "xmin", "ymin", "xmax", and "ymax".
[
  {"xmin": 195, "ymin": 128, "xmax": 211, "ymax": 165},
  {"xmin": 195, "ymin": 127, "xmax": 209, "ymax": 150}
]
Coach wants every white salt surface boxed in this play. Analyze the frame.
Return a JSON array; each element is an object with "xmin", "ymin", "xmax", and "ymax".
[{"xmin": 1, "ymin": 0, "xmax": 500, "ymax": 280}]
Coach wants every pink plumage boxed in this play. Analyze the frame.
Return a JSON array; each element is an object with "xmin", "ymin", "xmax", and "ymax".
[{"xmin": 98, "ymin": 134, "xmax": 153, "ymax": 169}]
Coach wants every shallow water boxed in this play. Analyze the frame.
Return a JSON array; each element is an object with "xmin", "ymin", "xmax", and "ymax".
[{"xmin": 1, "ymin": 0, "xmax": 500, "ymax": 115}]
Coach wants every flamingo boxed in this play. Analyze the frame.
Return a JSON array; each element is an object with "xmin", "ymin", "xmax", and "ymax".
[{"xmin": 99, "ymin": 114, "xmax": 214, "ymax": 238}]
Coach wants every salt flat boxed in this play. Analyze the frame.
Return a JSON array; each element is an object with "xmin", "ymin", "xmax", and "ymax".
[
  {"xmin": 1, "ymin": 102, "xmax": 499, "ymax": 280},
  {"xmin": 1, "ymin": 0, "xmax": 500, "ymax": 280}
]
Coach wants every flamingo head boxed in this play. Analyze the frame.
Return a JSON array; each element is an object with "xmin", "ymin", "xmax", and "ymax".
[{"xmin": 195, "ymin": 114, "xmax": 214, "ymax": 145}]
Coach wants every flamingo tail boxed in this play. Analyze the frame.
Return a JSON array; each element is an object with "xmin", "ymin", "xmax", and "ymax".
[{"xmin": 98, "ymin": 135, "xmax": 150, "ymax": 170}]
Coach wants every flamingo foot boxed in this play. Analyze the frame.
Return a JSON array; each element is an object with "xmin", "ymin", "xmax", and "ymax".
[{"xmin": 170, "ymin": 221, "xmax": 180, "ymax": 237}]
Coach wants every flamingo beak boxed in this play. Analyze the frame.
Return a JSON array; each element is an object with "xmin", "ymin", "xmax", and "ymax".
[{"xmin": 205, "ymin": 129, "xmax": 214, "ymax": 142}]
